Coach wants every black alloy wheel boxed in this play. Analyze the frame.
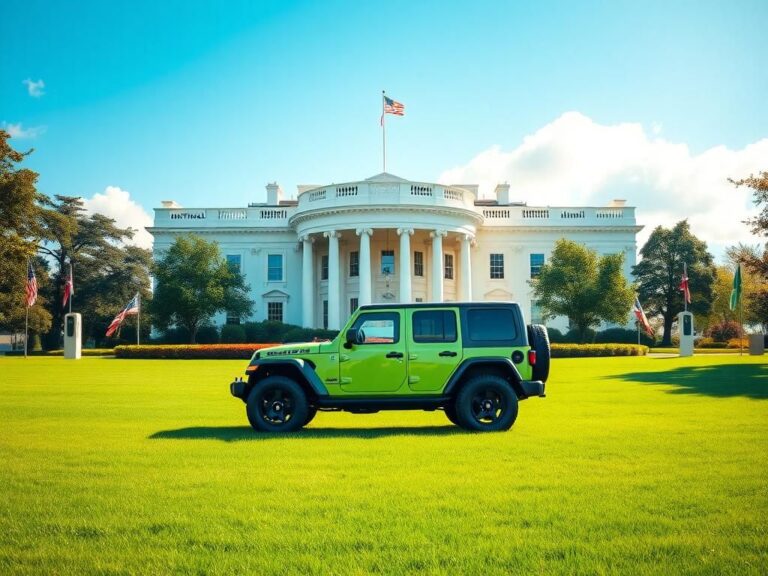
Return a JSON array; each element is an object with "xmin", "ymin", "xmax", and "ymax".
[
  {"xmin": 455, "ymin": 374, "xmax": 518, "ymax": 432},
  {"xmin": 246, "ymin": 376, "xmax": 309, "ymax": 432}
]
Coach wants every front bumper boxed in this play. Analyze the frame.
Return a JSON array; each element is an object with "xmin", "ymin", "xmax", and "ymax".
[
  {"xmin": 520, "ymin": 380, "xmax": 546, "ymax": 398},
  {"xmin": 230, "ymin": 378, "xmax": 248, "ymax": 399}
]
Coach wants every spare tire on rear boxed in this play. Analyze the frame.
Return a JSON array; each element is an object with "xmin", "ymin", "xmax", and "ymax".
[{"xmin": 527, "ymin": 324, "xmax": 551, "ymax": 383}]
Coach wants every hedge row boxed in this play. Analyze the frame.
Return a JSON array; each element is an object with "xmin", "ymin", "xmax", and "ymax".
[
  {"xmin": 114, "ymin": 343, "xmax": 280, "ymax": 359},
  {"xmin": 551, "ymin": 344, "xmax": 648, "ymax": 357},
  {"xmin": 4, "ymin": 348, "xmax": 116, "ymax": 357}
]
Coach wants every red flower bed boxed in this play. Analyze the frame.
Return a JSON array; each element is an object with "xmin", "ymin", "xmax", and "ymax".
[{"xmin": 114, "ymin": 343, "xmax": 280, "ymax": 359}]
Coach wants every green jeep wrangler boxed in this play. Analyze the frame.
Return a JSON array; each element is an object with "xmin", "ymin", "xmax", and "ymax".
[{"xmin": 230, "ymin": 302, "xmax": 549, "ymax": 432}]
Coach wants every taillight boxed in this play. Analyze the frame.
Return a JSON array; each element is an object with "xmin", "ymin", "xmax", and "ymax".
[{"xmin": 528, "ymin": 349, "xmax": 537, "ymax": 366}]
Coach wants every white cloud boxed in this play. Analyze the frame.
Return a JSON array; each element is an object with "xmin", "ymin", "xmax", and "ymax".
[
  {"xmin": 83, "ymin": 186, "xmax": 154, "ymax": 249},
  {"xmin": 2, "ymin": 121, "xmax": 47, "ymax": 139},
  {"xmin": 439, "ymin": 112, "xmax": 767, "ymax": 261},
  {"xmin": 22, "ymin": 78, "xmax": 45, "ymax": 97}
]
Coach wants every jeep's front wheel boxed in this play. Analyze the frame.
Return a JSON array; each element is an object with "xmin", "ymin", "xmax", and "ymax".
[
  {"xmin": 455, "ymin": 375, "xmax": 519, "ymax": 432},
  {"xmin": 246, "ymin": 376, "xmax": 309, "ymax": 433}
]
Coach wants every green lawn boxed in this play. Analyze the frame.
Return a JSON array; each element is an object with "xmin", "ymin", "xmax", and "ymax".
[{"xmin": 1, "ymin": 356, "xmax": 766, "ymax": 575}]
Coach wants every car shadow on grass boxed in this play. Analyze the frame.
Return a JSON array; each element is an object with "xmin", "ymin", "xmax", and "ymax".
[
  {"xmin": 613, "ymin": 363, "xmax": 768, "ymax": 399},
  {"xmin": 149, "ymin": 424, "xmax": 464, "ymax": 442}
]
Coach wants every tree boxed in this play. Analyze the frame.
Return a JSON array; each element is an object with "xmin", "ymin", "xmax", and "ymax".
[
  {"xmin": 731, "ymin": 171, "xmax": 768, "ymax": 238},
  {"xmin": 633, "ymin": 220, "xmax": 716, "ymax": 346},
  {"xmin": 532, "ymin": 239, "xmax": 635, "ymax": 343},
  {"xmin": 0, "ymin": 130, "xmax": 52, "ymax": 334},
  {"xmin": 37, "ymin": 195, "xmax": 138, "ymax": 349},
  {"xmin": 152, "ymin": 235, "xmax": 253, "ymax": 343}
]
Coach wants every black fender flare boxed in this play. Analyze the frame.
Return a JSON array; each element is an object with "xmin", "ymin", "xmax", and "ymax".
[
  {"xmin": 246, "ymin": 358, "xmax": 329, "ymax": 397},
  {"xmin": 443, "ymin": 357, "xmax": 524, "ymax": 397}
]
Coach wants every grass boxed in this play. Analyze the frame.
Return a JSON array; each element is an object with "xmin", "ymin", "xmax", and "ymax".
[{"xmin": 0, "ymin": 355, "xmax": 766, "ymax": 575}]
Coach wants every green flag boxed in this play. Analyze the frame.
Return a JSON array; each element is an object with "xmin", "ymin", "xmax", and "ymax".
[{"xmin": 729, "ymin": 264, "xmax": 742, "ymax": 311}]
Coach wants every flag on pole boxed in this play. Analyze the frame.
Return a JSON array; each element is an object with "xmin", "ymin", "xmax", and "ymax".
[
  {"xmin": 679, "ymin": 264, "xmax": 691, "ymax": 305},
  {"xmin": 633, "ymin": 296, "xmax": 654, "ymax": 336},
  {"xmin": 25, "ymin": 262, "xmax": 38, "ymax": 307},
  {"xmin": 62, "ymin": 262, "xmax": 74, "ymax": 308},
  {"xmin": 106, "ymin": 293, "xmax": 140, "ymax": 337},
  {"xmin": 729, "ymin": 263, "xmax": 742, "ymax": 311},
  {"xmin": 380, "ymin": 95, "xmax": 405, "ymax": 125}
]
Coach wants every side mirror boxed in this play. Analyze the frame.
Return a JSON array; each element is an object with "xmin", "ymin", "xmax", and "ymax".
[{"xmin": 344, "ymin": 329, "xmax": 358, "ymax": 349}]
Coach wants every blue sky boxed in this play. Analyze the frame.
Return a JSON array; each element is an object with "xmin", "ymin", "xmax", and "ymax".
[{"xmin": 2, "ymin": 0, "xmax": 766, "ymax": 256}]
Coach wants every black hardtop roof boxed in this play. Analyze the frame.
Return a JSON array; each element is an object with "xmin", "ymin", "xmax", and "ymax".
[{"xmin": 358, "ymin": 301, "xmax": 521, "ymax": 311}]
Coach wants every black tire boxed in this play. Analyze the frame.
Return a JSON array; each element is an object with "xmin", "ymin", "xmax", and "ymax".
[
  {"xmin": 527, "ymin": 324, "xmax": 551, "ymax": 383},
  {"xmin": 444, "ymin": 403, "xmax": 460, "ymax": 426},
  {"xmin": 303, "ymin": 406, "xmax": 318, "ymax": 426},
  {"xmin": 246, "ymin": 376, "xmax": 309, "ymax": 433},
  {"xmin": 454, "ymin": 374, "xmax": 518, "ymax": 432}
]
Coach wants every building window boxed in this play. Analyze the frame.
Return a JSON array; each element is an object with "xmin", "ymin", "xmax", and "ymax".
[
  {"xmin": 530, "ymin": 253, "xmax": 545, "ymax": 278},
  {"xmin": 414, "ymin": 251, "xmax": 424, "ymax": 276},
  {"xmin": 321, "ymin": 255, "xmax": 329, "ymax": 280},
  {"xmin": 349, "ymin": 251, "xmax": 359, "ymax": 277},
  {"xmin": 226, "ymin": 311, "xmax": 241, "ymax": 325},
  {"xmin": 531, "ymin": 301, "xmax": 544, "ymax": 324},
  {"xmin": 350, "ymin": 298, "xmax": 359, "ymax": 314},
  {"xmin": 267, "ymin": 254, "xmax": 283, "ymax": 282},
  {"xmin": 415, "ymin": 297, "xmax": 423, "ymax": 303},
  {"xmin": 490, "ymin": 253, "xmax": 504, "ymax": 279},
  {"xmin": 226, "ymin": 254, "xmax": 242, "ymax": 273},
  {"xmin": 444, "ymin": 254, "xmax": 454, "ymax": 279},
  {"xmin": 322, "ymin": 300, "xmax": 328, "ymax": 329},
  {"xmin": 267, "ymin": 302, "xmax": 283, "ymax": 322},
  {"xmin": 381, "ymin": 250, "xmax": 395, "ymax": 275},
  {"xmin": 412, "ymin": 310, "xmax": 458, "ymax": 343}
]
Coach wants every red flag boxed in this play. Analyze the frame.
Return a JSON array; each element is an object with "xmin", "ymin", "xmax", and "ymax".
[
  {"xmin": 62, "ymin": 263, "xmax": 74, "ymax": 308},
  {"xmin": 633, "ymin": 297, "xmax": 654, "ymax": 337},
  {"xmin": 106, "ymin": 293, "xmax": 140, "ymax": 337},
  {"xmin": 380, "ymin": 94, "xmax": 405, "ymax": 126},
  {"xmin": 679, "ymin": 264, "xmax": 691, "ymax": 304}
]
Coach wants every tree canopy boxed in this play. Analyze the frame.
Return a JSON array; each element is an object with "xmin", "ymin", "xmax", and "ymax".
[
  {"xmin": 531, "ymin": 239, "xmax": 635, "ymax": 343},
  {"xmin": 632, "ymin": 220, "xmax": 716, "ymax": 345},
  {"xmin": 151, "ymin": 235, "xmax": 253, "ymax": 343}
]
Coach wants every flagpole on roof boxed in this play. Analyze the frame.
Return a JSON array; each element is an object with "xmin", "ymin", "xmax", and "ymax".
[{"xmin": 381, "ymin": 90, "xmax": 386, "ymax": 173}]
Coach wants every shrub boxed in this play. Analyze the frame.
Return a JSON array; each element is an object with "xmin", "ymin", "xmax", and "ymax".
[
  {"xmin": 595, "ymin": 327, "xmax": 656, "ymax": 347},
  {"xmin": 114, "ymin": 343, "xmax": 279, "ymax": 359},
  {"xmin": 220, "ymin": 324, "xmax": 247, "ymax": 343},
  {"xmin": 726, "ymin": 337, "xmax": 749, "ymax": 349},
  {"xmin": 195, "ymin": 325, "xmax": 219, "ymax": 344},
  {"xmin": 706, "ymin": 321, "xmax": 741, "ymax": 342},
  {"xmin": 546, "ymin": 328, "xmax": 565, "ymax": 343},
  {"xmin": 551, "ymin": 344, "xmax": 648, "ymax": 357},
  {"xmin": 563, "ymin": 328, "xmax": 596, "ymax": 344},
  {"xmin": 163, "ymin": 327, "xmax": 191, "ymax": 344},
  {"xmin": 696, "ymin": 337, "xmax": 725, "ymax": 349}
]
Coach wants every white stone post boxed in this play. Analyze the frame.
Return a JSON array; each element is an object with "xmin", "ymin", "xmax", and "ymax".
[
  {"xmin": 325, "ymin": 230, "xmax": 341, "ymax": 329},
  {"xmin": 356, "ymin": 228, "xmax": 372, "ymax": 306},
  {"xmin": 301, "ymin": 235, "xmax": 315, "ymax": 327},
  {"xmin": 397, "ymin": 228, "xmax": 413, "ymax": 303},
  {"xmin": 460, "ymin": 233, "xmax": 473, "ymax": 301},
  {"xmin": 430, "ymin": 230, "xmax": 447, "ymax": 302}
]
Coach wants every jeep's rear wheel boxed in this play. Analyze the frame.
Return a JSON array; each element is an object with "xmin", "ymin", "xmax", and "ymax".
[
  {"xmin": 246, "ymin": 376, "xmax": 309, "ymax": 433},
  {"xmin": 527, "ymin": 324, "xmax": 551, "ymax": 383},
  {"xmin": 455, "ymin": 375, "xmax": 518, "ymax": 432},
  {"xmin": 444, "ymin": 403, "xmax": 460, "ymax": 426}
]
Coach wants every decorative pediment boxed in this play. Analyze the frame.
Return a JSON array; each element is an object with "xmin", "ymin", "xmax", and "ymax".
[
  {"xmin": 365, "ymin": 172, "xmax": 409, "ymax": 183},
  {"xmin": 483, "ymin": 288, "xmax": 513, "ymax": 301},
  {"xmin": 261, "ymin": 289, "xmax": 290, "ymax": 301}
]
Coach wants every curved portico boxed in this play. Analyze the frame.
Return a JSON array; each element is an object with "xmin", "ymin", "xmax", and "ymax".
[{"xmin": 289, "ymin": 173, "xmax": 480, "ymax": 329}]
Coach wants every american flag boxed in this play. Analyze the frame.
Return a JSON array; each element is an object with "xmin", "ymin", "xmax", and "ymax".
[
  {"xmin": 633, "ymin": 296, "xmax": 654, "ymax": 337},
  {"xmin": 381, "ymin": 95, "xmax": 405, "ymax": 125},
  {"xmin": 26, "ymin": 262, "xmax": 38, "ymax": 307},
  {"xmin": 679, "ymin": 263, "xmax": 691, "ymax": 304},
  {"xmin": 105, "ymin": 293, "xmax": 140, "ymax": 337}
]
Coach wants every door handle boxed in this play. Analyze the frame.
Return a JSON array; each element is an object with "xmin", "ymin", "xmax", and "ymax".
[
  {"xmin": 386, "ymin": 351, "xmax": 404, "ymax": 359},
  {"xmin": 439, "ymin": 351, "xmax": 457, "ymax": 357}
]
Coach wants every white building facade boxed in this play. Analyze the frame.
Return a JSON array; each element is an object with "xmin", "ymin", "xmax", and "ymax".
[{"xmin": 148, "ymin": 173, "xmax": 642, "ymax": 332}]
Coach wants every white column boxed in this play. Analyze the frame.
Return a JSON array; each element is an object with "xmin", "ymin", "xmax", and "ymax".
[
  {"xmin": 301, "ymin": 235, "xmax": 315, "ymax": 327},
  {"xmin": 325, "ymin": 230, "xmax": 341, "ymax": 329},
  {"xmin": 356, "ymin": 228, "xmax": 372, "ymax": 306},
  {"xmin": 460, "ymin": 233, "xmax": 473, "ymax": 301},
  {"xmin": 397, "ymin": 228, "xmax": 413, "ymax": 303},
  {"xmin": 430, "ymin": 230, "xmax": 447, "ymax": 303}
]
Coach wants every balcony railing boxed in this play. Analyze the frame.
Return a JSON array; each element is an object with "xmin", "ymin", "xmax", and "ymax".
[
  {"xmin": 297, "ymin": 181, "xmax": 474, "ymax": 211},
  {"xmin": 153, "ymin": 206, "xmax": 295, "ymax": 228},
  {"xmin": 482, "ymin": 206, "xmax": 636, "ymax": 226}
]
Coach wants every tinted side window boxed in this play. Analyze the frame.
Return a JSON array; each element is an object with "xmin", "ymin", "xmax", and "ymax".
[
  {"xmin": 351, "ymin": 312, "xmax": 400, "ymax": 344},
  {"xmin": 467, "ymin": 308, "xmax": 517, "ymax": 342},
  {"xmin": 412, "ymin": 310, "xmax": 457, "ymax": 343}
]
